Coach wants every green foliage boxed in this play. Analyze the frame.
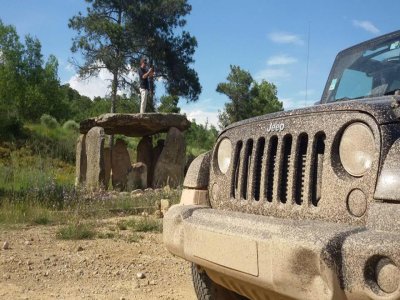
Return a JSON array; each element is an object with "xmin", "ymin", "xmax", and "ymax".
[
  {"xmin": 185, "ymin": 120, "xmax": 218, "ymax": 156},
  {"xmin": 126, "ymin": 232, "xmax": 142, "ymax": 243},
  {"xmin": 0, "ymin": 20, "xmax": 70, "ymax": 122},
  {"xmin": 217, "ymin": 65, "xmax": 283, "ymax": 128},
  {"xmin": 40, "ymin": 114, "xmax": 59, "ymax": 129},
  {"xmin": 0, "ymin": 199, "xmax": 53, "ymax": 225},
  {"xmin": 97, "ymin": 231, "xmax": 116, "ymax": 239},
  {"xmin": 158, "ymin": 95, "xmax": 180, "ymax": 113},
  {"xmin": 25, "ymin": 123, "xmax": 78, "ymax": 163},
  {"xmin": 33, "ymin": 215, "xmax": 51, "ymax": 225},
  {"xmin": 69, "ymin": 0, "xmax": 201, "ymax": 115},
  {"xmin": 62, "ymin": 120, "xmax": 79, "ymax": 131},
  {"xmin": 129, "ymin": 217, "xmax": 162, "ymax": 233},
  {"xmin": 0, "ymin": 110, "xmax": 25, "ymax": 141},
  {"xmin": 0, "ymin": 149, "xmax": 75, "ymax": 209},
  {"xmin": 57, "ymin": 223, "xmax": 96, "ymax": 240}
]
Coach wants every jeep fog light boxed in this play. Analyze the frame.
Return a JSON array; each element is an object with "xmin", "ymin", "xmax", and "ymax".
[
  {"xmin": 375, "ymin": 257, "xmax": 400, "ymax": 294},
  {"xmin": 217, "ymin": 138, "xmax": 232, "ymax": 174},
  {"xmin": 339, "ymin": 122, "xmax": 375, "ymax": 177}
]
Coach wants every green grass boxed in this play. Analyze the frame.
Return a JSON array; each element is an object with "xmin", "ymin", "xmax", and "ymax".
[
  {"xmin": 97, "ymin": 231, "xmax": 117, "ymax": 239},
  {"xmin": 126, "ymin": 232, "xmax": 142, "ymax": 243},
  {"xmin": 115, "ymin": 217, "xmax": 163, "ymax": 233},
  {"xmin": 0, "ymin": 199, "xmax": 63, "ymax": 225},
  {"xmin": 0, "ymin": 120, "xmax": 184, "ymax": 227},
  {"xmin": 117, "ymin": 220, "xmax": 128, "ymax": 230},
  {"xmin": 33, "ymin": 215, "xmax": 51, "ymax": 225},
  {"xmin": 56, "ymin": 223, "xmax": 96, "ymax": 240},
  {"xmin": 130, "ymin": 217, "xmax": 162, "ymax": 233}
]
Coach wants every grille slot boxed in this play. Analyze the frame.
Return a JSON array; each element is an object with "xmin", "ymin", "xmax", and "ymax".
[
  {"xmin": 231, "ymin": 141, "xmax": 243, "ymax": 199},
  {"xmin": 253, "ymin": 138, "xmax": 265, "ymax": 201},
  {"xmin": 294, "ymin": 134, "xmax": 308, "ymax": 205},
  {"xmin": 232, "ymin": 132, "xmax": 324, "ymax": 207},
  {"xmin": 264, "ymin": 136, "xmax": 278, "ymax": 202},
  {"xmin": 240, "ymin": 140, "xmax": 254, "ymax": 200},
  {"xmin": 279, "ymin": 135, "xmax": 292, "ymax": 204},
  {"xmin": 311, "ymin": 132, "xmax": 326, "ymax": 206}
]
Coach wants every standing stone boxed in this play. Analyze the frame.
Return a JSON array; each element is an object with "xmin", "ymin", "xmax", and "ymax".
[
  {"xmin": 153, "ymin": 139, "xmax": 165, "ymax": 167},
  {"xmin": 104, "ymin": 147, "xmax": 111, "ymax": 189},
  {"xmin": 75, "ymin": 134, "xmax": 87, "ymax": 187},
  {"xmin": 137, "ymin": 136, "xmax": 153, "ymax": 185},
  {"xmin": 153, "ymin": 127, "xmax": 186, "ymax": 188},
  {"xmin": 85, "ymin": 127, "xmax": 105, "ymax": 190},
  {"xmin": 111, "ymin": 139, "xmax": 132, "ymax": 191},
  {"xmin": 126, "ymin": 162, "xmax": 147, "ymax": 191}
]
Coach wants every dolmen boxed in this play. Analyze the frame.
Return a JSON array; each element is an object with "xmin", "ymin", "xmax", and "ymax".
[{"xmin": 76, "ymin": 113, "xmax": 190, "ymax": 191}]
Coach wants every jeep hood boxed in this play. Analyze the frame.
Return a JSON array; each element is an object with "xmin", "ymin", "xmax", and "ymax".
[{"xmin": 221, "ymin": 96, "xmax": 400, "ymax": 135}]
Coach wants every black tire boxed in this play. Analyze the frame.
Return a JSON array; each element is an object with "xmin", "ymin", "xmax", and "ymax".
[{"xmin": 191, "ymin": 263, "xmax": 248, "ymax": 300}]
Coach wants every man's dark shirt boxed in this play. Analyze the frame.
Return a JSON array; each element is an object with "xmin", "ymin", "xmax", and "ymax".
[{"xmin": 138, "ymin": 67, "xmax": 149, "ymax": 90}]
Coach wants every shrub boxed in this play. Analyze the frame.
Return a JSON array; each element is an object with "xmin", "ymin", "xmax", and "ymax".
[
  {"xmin": 130, "ymin": 217, "xmax": 162, "ymax": 232},
  {"xmin": 40, "ymin": 114, "xmax": 59, "ymax": 129},
  {"xmin": 0, "ymin": 114, "xmax": 25, "ymax": 141},
  {"xmin": 63, "ymin": 120, "xmax": 79, "ymax": 132},
  {"xmin": 57, "ymin": 223, "xmax": 96, "ymax": 240}
]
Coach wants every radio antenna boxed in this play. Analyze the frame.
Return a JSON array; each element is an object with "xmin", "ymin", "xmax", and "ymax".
[{"xmin": 305, "ymin": 22, "xmax": 311, "ymax": 107}]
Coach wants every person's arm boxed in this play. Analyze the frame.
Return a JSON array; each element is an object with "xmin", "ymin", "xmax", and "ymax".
[{"xmin": 142, "ymin": 67, "xmax": 154, "ymax": 79}]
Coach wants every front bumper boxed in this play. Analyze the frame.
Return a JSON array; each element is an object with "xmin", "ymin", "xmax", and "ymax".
[{"xmin": 163, "ymin": 205, "xmax": 400, "ymax": 300}]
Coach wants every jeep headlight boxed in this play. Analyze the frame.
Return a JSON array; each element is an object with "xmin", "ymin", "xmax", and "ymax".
[
  {"xmin": 339, "ymin": 122, "xmax": 375, "ymax": 177},
  {"xmin": 216, "ymin": 138, "xmax": 232, "ymax": 174}
]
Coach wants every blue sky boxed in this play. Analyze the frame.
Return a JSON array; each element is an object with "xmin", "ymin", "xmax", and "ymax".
[{"xmin": 1, "ymin": 0, "xmax": 399, "ymax": 126}]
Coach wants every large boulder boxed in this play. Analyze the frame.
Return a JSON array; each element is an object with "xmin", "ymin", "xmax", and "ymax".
[
  {"xmin": 153, "ymin": 127, "xmax": 186, "ymax": 188},
  {"xmin": 111, "ymin": 139, "xmax": 131, "ymax": 190},
  {"xmin": 80, "ymin": 113, "xmax": 190, "ymax": 137},
  {"xmin": 85, "ymin": 127, "xmax": 105, "ymax": 190},
  {"xmin": 127, "ymin": 162, "xmax": 147, "ymax": 191},
  {"xmin": 137, "ymin": 136, "xmax": 153, "ymax": 185},
  {"xmin": 75, "ymin": 134, "xmax": 87, "ymax": 186}
]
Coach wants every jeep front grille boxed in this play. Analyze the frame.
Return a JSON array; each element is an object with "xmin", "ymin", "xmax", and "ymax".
[{"xmin": 231, "ymin": 132, "xmax": 326, "ymax": 206}]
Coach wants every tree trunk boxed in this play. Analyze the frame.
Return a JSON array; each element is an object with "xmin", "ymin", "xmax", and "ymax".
[{"xmin": 109, "ymin": 71, "xmax": 118, "ymax": 149}]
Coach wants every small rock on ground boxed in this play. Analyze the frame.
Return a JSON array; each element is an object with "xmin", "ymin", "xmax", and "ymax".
[{"xmin": 2, "ymin": 241, "xmax": 10, "ymax": 250}]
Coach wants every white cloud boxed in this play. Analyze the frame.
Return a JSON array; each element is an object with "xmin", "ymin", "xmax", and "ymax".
[
  {"xmin": 255, "ymin": 68, "xmax": 290, "ymax": 81},
  {"xmin": 181, "ymin": 109, "xmax": 219, "ymax": 127},
  {"xmin": 68, "ymin": 69, "xmax": 112, "ymax": 98},
  {"xmin": 353, "ymin": 20, "xmax": 380, "ymax": 34},
  {"xmin": 280, "ymin": 98, "xmax": 297, "ymax": 110},
  {"xmin": 68, "ymin": 68, "xmax": 136, "ymax": 99},
  {"xmin": 268, "ymin": 32, "xmax": 304, "ymax": 45},
  {"xmin": 267, "ymin": 54, "xmax": 297, "ymax": 66},
  {"xmin": 280, "ymin": 98, "xmax": 309, "ymax": 110},
  {"xmin": 280, "ymin": 97, "xmax": 314, "ymax": 111}
]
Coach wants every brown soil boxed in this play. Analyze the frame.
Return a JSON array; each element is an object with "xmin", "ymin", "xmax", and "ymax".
[{"xmin": 0, "ymin": 218, "xmax": 197, "ymax": 300}]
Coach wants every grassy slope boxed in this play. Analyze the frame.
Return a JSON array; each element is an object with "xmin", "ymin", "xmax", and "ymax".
[{"xmin": 0, "ymin": 120, "xmax": 211, "ymax": 227}]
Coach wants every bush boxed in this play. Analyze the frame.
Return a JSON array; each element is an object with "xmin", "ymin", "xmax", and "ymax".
[
  {"xmin": 0, "ymin": 114, "xmax": 25, "ymax": 141},
  {"xmin": 57, "ymin": 223, "xmax": 96, "ymax": 240},
  {"xmin": 130, "ymin": 217, "xmax": 162, "ymax": 232},
  {"xmin": 63, "ymin": 120, "xmax": 79, "ymax": 132},
  {"xmin": 26, "ymin": 123, "xmax": 77, "ymax": 163},
  {"xmin": 40, "ymin": 114, "xmax": 59, "ymax": 129}
]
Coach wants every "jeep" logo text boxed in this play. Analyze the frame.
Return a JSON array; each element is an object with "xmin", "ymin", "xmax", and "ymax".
[{"xmin": 267, "ymin": 122, "xmax": 285, "ymax": 133}]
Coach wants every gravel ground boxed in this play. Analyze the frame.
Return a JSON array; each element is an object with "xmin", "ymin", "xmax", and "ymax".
[{"xmin": 0, "ymin": 218, "xmax": 197, "ymax": 300}]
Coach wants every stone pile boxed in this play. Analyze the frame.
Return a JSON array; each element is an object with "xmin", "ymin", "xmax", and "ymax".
[{"xmin": 76, "ymin": 113, "xmax": 190, "ymax": 191}]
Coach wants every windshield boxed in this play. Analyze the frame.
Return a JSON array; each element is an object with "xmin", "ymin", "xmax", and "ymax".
[{"xmin": 325, "ymin": 35, "xmax": 400, "ymax": 102}]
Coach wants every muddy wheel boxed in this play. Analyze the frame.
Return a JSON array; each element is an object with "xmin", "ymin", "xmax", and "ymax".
[{"xmin": 191, "ymin": 263, "xmax": 247, "ymax": 300}]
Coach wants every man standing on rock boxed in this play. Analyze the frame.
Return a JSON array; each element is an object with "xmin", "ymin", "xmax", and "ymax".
[{"xmin": 138, "ymin": 57, "xmax": 154, "ymax": 113}]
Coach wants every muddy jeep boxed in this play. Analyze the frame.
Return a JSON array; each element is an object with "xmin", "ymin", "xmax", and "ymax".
[{"xmin": 164, "ymin": 31, "xmax": 400, "ymax": 300}]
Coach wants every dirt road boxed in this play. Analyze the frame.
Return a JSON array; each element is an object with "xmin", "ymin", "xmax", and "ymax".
[{"xmin": 0, "ymin": 218, "xmax": 197, "ymax": 300}]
